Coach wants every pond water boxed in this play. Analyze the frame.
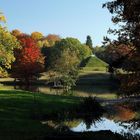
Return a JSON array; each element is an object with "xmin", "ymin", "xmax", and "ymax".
[
  {"xmin": 41, "ymin": 104, "xmax": 140, "ymax": 140},
  {"xmin": 42, "ymin": 117, "xmax": 140, "ymax": 139},
  {"xmin": 0, "ymin": 84, "xmax": 118, "ymax": 99},
  {"xmin": 71, "ymin": 117, "xmax": 140, "ymax": 136}
]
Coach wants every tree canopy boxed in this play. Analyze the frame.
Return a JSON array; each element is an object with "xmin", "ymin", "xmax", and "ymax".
[
  {"xmin": 11, "ymin": 29, "xmax": 22, "ymax": 37},
  {"xmin": 104, "ymin": 0, "xmax": 140, "ymax": 96},
  {"xmin": 0, "ymin": 12, "xmax": 6, "ymax": 23},
  {"xmin": 86, "ymin": 35, "xmax": 93, "ymax": 52},
  {"xmin": 12, "ymin": 35, "xmax": 44, "ymax": 84},
  {"xmin": 31, "ymin": 32, "xmax": 44, "ymax": 41},
  {"xmin": 0, "ymin": 26, "xmax": 20, "ymax": 77}
]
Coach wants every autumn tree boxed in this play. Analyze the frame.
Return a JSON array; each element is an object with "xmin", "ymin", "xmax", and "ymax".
[
  {"xmin": 0, "ymin": 13, "xmax": 20, "ymax": 77},
  {"xmin": 12, "ymin": 35, "xmax": 44, "ymax": 84},
  {"xmin": 99, "ymin": 44, "xmax": 133, "ymax": 68},
  {"xmin": 11, "ymin": 29, "xmax": 22, "ymax": 37},
  {"xmin": 104, "ymin": 0, "xmax": 140, "ymax": 96},
  {"xmin": 44, "ymin": 34, "xmax": 61, "ymax": 47},
  {"xmin": 31, "ymin": 32, "xmax": 43, "ymax": 41},
  {"xmin": 0, "ymin": 12, "xmax": 6, "ymax": 22}
]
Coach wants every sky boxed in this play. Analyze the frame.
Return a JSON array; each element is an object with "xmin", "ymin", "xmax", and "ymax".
[{"xmin": 0, "ymin": 0, "xmax": 116, "ymax": 46}]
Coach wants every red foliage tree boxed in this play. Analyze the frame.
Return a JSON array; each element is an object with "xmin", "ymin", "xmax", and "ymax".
[{"xmin": 12, "ymin": 35, "xmax": 44, "ymax": 84}]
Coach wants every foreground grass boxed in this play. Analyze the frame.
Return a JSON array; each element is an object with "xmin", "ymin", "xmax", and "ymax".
[{"xmin": 0, "ymin": 90, "xmax": 81, "ymax": 140}]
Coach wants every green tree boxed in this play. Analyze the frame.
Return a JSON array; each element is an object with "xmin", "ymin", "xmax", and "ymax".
[
  {"xmin": 54, "ymin": 37, "xmax": 92, "ymax": 60},
  {"xmin": 43, "ymin": 37, "xmax": 92, "ymax": 70},
  {"xmin": 0, "ymin": 27, "xmax": 20, "ymax": 77},
  {"xmin": 49, "ymin": 49, "xmax": 79, "ymax": 91},
  {"xmin": 86, "ymin": 35, "xmax": 93, "ymax": 52}
]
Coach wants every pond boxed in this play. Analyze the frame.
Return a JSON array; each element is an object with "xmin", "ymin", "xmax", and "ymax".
[
  {"xmin": 0, "ymin": 84, "xmax": 118, "ymax": 99},
  {"xmin": 41, "ymin": 104, "xmax": 140, "ymax": 140},
  {"xmin": 71, "ymin": 118, "xmax": 140, "ymax": 136}
]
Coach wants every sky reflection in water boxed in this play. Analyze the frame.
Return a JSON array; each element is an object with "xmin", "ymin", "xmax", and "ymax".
[{"xmin": 71, "ymin": 117, "xmax": 140, "ymax": 136}]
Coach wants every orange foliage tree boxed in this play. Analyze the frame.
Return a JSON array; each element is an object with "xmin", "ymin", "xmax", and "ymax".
[
  {"xmin": 11, "ymin": 29, "xmax": 22, "ymax": 37},
  {"xmin": 12, "ymin": 35, "xmax": 44, "ymax": 84},
  {"xmin": 44, "ymin": 34, "xmax": 61, "ymax": 47}
]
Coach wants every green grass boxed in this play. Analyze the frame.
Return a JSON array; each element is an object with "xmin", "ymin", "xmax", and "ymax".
[
  {"xmin": 80, "ymin": 56, "xmax": 108, "ymax": 72},
  {"xmin": 0, "ymin": 90, "xmax": 81, "ymax": 139},
  {"xmin": 85, "ymin": 56, "xmax": 108, "ymax": 67},
  {"xmin": 81, "ymin": 66, "xmax": 107, "ymax": 71}
]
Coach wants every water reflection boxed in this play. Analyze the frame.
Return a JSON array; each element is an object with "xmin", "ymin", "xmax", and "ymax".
[
  {"xmin": 42, "ymin": 117, "xmax": 140, "ymax": 139},
  {"xmin": 41, "ymin": 104, "xmax": 140, "ymax": 140},
  {"xmin": 72, "ymin": 118, "xmax": 140, "ymax": 139}
]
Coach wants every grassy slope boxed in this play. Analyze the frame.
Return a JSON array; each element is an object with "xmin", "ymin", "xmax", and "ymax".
[
  {"xmin": 85, "ymin": 56, "xmax": 108, "ymax": 67},
  {"xmin": 81, "ymin": 56, "xmax": 108, "ymax": 71},
  {"xmin": 0, "ymin": 90, "xmax": 81, "ymax": 140}
]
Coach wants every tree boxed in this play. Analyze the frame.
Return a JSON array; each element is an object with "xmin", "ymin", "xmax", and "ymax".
[
  {"xmin": 31, "ymin": 32, "xmax": 43, "ymax": 41},
  {"xmin": 49, "ymin": 49, "xmax": 79, "ymax": 91},
  {"xmin": 0, "ymin": 14, "xmax": 20, "ymax": 77},
  {"xmin": 103, "ymin": 0, "xmax": 140, "ymax": 96},
  {"xmin": 0, "ymin": 12, "xmax": 6, "ymax": 23},
  {"xmin": 37, "ymin": 34, "xmax": 60, "ymax": 48},
  {"xmin": 86, "ymin": 35, "xmax": 93, "ymax": 52},
  {"xmin": 99, "ymin": 44, "xmax": 133, "ymax": 68},
  {"xmin": 12, "ymin": 35, "xmax": 44, "ymax": 84},
  {"xmin": 41, "ymin": 34, "xmax": 61, "ymax": 47},
  {"xmin": 53, "ymin": 38, "xmax": 92, "ymax": 60},
  {"xmin": 11, "ymin": 29, "xmax": 22, "ymax": 37}
]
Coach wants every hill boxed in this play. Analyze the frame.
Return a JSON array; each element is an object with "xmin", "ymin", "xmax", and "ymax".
[{"xmin": 80, "ymin": 55, "xmax": 108, "ymax": 71}]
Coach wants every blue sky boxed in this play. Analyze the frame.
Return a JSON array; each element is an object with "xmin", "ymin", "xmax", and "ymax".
[{"xmin": 0, "ymin": 0, "xmax": 116, "ymax": 46}]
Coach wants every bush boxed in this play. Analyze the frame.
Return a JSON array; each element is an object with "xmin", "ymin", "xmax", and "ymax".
[{"xmin": 79, "ymin": 97, "xmax": 104, "ymax": 113}]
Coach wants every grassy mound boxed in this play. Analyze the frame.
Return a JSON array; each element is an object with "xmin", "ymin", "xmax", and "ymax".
[{"xmin": 81, "ymin": 56, "xmax": 108, "ymax": 71}]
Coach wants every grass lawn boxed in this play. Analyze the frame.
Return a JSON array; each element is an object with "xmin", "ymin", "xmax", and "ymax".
[{"xmin": 0, "ymin": 90, "xmax": 81, "ymax": 140}]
